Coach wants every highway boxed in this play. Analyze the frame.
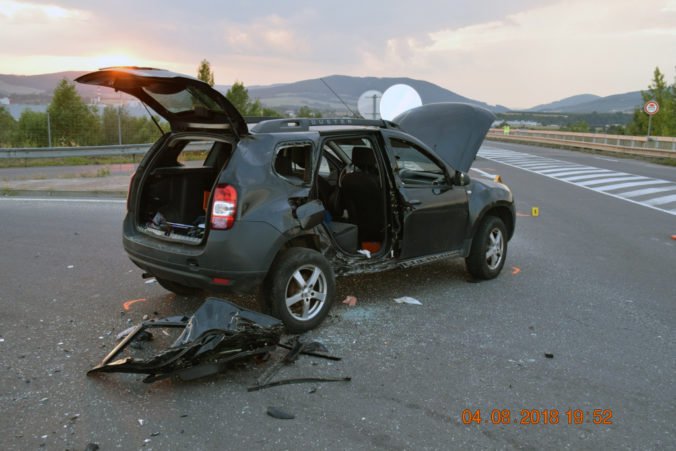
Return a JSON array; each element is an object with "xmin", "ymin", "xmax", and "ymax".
[{"xmin": 0, "ymin": 142, "xmax": 674, "ymax": 449}]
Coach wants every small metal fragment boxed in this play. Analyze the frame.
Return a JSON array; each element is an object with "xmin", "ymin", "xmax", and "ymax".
[{"xmin": 267, "ymin": 406, "xmax": 295, "ymax": 420}]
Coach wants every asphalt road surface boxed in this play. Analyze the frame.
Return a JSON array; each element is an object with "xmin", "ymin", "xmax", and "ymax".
[{"xmin": 1, "ymin": 142, "xmax": 674, "ymax": 450}]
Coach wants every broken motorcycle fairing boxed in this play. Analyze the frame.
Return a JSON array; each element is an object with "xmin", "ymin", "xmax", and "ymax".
[{"xmin": 89, "ymin": 298, "xmax": 283, "ymax": 383}]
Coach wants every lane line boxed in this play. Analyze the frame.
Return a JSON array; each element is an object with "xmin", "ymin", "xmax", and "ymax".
[{"xmin": 471, "ymin": 167, "xmax": 497, "ymax": 178}]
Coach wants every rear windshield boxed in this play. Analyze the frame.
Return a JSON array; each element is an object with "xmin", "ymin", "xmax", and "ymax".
[{"xmin": 142, "ymin": 84, "xmax": 224, "ymax": 114}]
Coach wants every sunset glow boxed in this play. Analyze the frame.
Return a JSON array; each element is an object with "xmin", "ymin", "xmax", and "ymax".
[{"xmin": 0, "ymin": 0, "xmax": 674, "ymax": 107}]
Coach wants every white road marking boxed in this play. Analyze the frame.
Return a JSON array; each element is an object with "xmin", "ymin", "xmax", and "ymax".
[
  {"xmin": 594, "ymin": 180, "xmax": 670, "ymax": 192},
  {"xmin": 621, "ymin": 186, "xmax": 676, "ymax": 198},
  {"xmin": 470, "ymin": 167, "xmax": 497, "ymax": 178},
  {"xmin": 478, "ymin": 147, "xmax": 676, "ymax": 216},
  {"xmin": 539, "ymin": 168, "xmax": 606, "ymax": 177},
  {"xmin": 644, "ymin": 194, "xmax": 676, "ymax": 206},
  {"xmin": 561, "ymin": 172, "xmax": 623, "ymax": 182},
  {"xmin": 578, "ymin": 176, "xmax": 648, "ymax": 187}
]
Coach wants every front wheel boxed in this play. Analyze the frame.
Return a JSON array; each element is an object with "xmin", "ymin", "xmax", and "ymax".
[
  {"xmin": 263, "ymin": 248, "xmax": 335, "ymax": 333},
  {"xmin": 465, "ymin": 216, "xmax": 508, "ymax": 280}
]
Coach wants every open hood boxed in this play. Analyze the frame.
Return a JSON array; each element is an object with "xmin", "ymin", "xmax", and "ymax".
[
  {"xmin": 76, "ymin": 67, "xmax": 248, "ymax": 137},
  {"xmin": 394, "ymin": 103, "xmax": 495, "ymax": 173}
]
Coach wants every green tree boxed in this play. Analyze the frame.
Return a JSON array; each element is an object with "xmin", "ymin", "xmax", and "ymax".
[
  {"xmin": 128, "ymin": 116, "xmax": 163, "ymax": 143},
  {"xmin": 225, "ymin": 81, "xmax": 250, "ymax": 113},
  {"xmin": 261, "ymin": 107, "xmax": 284, "ymax": 118},
  {"xmin": 563, "ymin": 120, "xmax": 590, "ymax": 133},
  {"xmin": 48, "ymin": 79, "xmax": 100, "ymax": 146},
  {"xmin": 100, "ymin": 105, "xmax": 163, "ymax": 145},
  {"xmin": 297, "ymin": 106, "xmax": 323, "ymax": 118},
  {"xmin": 627, "ymin": 67, "xmax": 673, "ymax": 136},
  {"xmin": 224, "ymin": 80, "xmax": 283, "ymax": 116},
  {"xmin": 14, "ymin": 110, "xmax": 49, "ymax": 147},
  {"xmin": 0, "ymin": 106, "xmax": 17, "ymax": 147},
  {"xmin": 605, "ymin": 124, "xmax": 625, "ymax": 135},
  {"xmin": 101, "ymin": 105, "xmax": 125, "ymax": 145},
  {"xmin": 197, "ymin": 59, "xmax": 215, "ymax": 86}
]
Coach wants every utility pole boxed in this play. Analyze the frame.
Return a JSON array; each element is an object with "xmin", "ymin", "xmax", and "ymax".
[
  {"xmin": 46, "ymin": 111, "xmax": 52, "ymax": 147},
  {"xmin": 117, "ymin": 106, "xmax": 122, "ymax": 145},
  {"xmin": 117, "ymin": 93, "xmax": 123, "ymax": 145}
]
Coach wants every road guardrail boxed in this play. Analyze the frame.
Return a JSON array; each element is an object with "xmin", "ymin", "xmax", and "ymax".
[
  {"xmin": 2, "ymin": 130, "xmax": 675, "ymax": 160},
  {"xmin": 487, "ymin": 129, "xmax": 676, "ymax": 158},
  {"xmin": 0, "ymin": 142, "xmax": 211, "ymax": 159}
]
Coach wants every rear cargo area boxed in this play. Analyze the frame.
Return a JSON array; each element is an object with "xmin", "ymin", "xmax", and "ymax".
[{"xmin": 136, "ymin": 138, "xmax": 233, "ymax": 244}]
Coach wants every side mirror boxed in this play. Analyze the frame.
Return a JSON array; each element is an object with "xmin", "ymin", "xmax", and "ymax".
[{"xmin": 454, "ymin": 171, "xmax": 471, "ymax": 186}]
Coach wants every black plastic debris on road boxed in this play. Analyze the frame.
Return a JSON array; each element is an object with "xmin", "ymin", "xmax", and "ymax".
[
  {"xmin": 88, "ymin": 298, "xmax": 283, "ymax": 383},
  {"xmin": 248, "ymin": 336, "xmax": 350, "ymax": 392}
]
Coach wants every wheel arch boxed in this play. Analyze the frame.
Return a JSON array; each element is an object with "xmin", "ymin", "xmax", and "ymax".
[
  {"xmin": 265, "ymin": 231, "xmax": 323, "ymax": 270},
  {"xmin": 470, "ymin": 202, "xmax": 515, "ymax": 242},
  {"xmin": 481, "ymin": 205, "xmax": 515, "ymax": 240}
]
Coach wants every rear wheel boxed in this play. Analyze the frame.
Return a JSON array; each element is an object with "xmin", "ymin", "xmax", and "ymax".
[
  {"xmin": 156, "ymin": 278, "xmax": 203, "ymax": 297},
  {"xmin": 466, "ymin": 216, "xmax": 508, "ymax": 280},
  {"xmin": 264, "ymin": 248, "xmax": 335, "ymax": 333}
]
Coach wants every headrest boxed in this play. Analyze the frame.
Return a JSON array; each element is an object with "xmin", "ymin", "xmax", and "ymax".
[
  {"xmin": 290, "ymin": 147, "xmax": 306, "ymax": 167},
  {"xmin": 351, "ymin": 146, "xmax": 376, "ymax": 170}
]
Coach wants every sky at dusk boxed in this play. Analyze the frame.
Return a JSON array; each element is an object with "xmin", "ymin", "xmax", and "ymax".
[{"xmin": 1, "ymin": 0, "xmax": 675, "ymax": 109}]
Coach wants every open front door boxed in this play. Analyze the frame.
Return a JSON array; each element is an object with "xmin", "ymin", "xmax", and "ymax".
[{"xmin": 386, "ymin": 136, "xmax": 469, "ymax": 259}]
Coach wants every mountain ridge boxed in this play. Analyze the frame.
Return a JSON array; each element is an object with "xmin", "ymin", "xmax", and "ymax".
[{"xmin": 0, "ymin": 70, "xmax": 645, "ymax": 114}]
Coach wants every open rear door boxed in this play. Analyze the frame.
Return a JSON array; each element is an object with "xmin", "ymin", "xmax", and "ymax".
[{"xmin": 76, "ymin": 67, "xmax": 248, "ymax": 137}]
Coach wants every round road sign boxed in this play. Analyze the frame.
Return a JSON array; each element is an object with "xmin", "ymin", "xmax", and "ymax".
[{"xmin": 644, "ymin": 100, "xmax": 659, "ymax": 115}]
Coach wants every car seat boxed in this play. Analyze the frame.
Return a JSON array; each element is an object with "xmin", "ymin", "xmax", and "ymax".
[{"xmin": 340, "ymin": 146, "xmax": 385, "ymax": 242}]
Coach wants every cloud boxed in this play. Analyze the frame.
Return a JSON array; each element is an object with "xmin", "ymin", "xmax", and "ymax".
[
  {"xmin": 0, "ymin": 0, "xmax": 673, "ymax": 107},
  {"xmin": 356, "ymin": 0, "xmax": 676, "ymax": 107},
  {"xmin": 0, "ymin": 0, "xmax": 85, "ymax": 22},
  {"xmin": 222, "ymin": 15, "xmax": 309, "ymax": 56}
]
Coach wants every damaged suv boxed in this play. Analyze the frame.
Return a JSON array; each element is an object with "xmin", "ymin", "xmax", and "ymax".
[{"xmin": 77, "ymin": 67, "xmax": 515, "ymax": 333}]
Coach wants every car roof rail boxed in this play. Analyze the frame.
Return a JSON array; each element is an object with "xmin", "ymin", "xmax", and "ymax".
[{"xmin": 249, "ymin": 117, "xmax": 399, "ymax": 133}]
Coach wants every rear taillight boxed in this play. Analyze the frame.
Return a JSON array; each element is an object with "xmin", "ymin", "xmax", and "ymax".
[{"xmin": 210, "ymin": 184, "xmax": 237, "ymax": 230}]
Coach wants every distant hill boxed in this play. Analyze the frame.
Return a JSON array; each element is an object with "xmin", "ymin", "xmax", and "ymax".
[
  {"xmin": 221, "ymin": 75, "xmax": 508, "ymax": 114},
  {"xmin": 0, "ymin": 71, "xmax": 507, "ymax": 113},
  {"xmin": 0, "ymin": 71, "xmax": 87, "ymax": 95},
  {"xmin": 529, "ymin": 94, "xmax": 600, "ymax": 112},
  {"xmin": 0, "ymin": 70, "xmax": 645, "ymax": 115},
  {"xmin": 527, "ymin": 91, "xmax": 643, "ymax": 113}
]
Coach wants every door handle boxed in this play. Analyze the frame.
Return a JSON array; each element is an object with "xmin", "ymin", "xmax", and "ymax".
[{"xmin": 408, "ymin": 199, "xmax": 422, "ymax": 205}]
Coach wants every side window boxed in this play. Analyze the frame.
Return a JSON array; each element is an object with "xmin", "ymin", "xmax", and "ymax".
[
  {"xmin": 389, "ymin": 138, "xmax": 445, "ymax": 186},
  {"xmin": 274, "ymin": 142, "xmax": 313, "ymax": 184}
]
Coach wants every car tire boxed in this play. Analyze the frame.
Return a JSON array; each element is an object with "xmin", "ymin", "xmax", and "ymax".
[
  {"xmin": 264, "ymin": 248, "xmax": 335, "ymax": 333},
  {"xmin": 466, "ymin": 216, "xmax": 508, "ymax": 280},
  {"xmin": 156, "ymin": 278, "xmax": 203, "ymax": 297}
]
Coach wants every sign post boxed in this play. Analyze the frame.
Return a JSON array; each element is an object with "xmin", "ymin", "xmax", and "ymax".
[{"xmin": 643, "ymin": 100, "xmax": 659, "ymax": 139}]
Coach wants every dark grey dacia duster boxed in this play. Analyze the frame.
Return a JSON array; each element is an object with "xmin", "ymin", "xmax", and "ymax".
[{"xmin": 77, "ymin": 67, "xmax": 515, "ymax": 333}]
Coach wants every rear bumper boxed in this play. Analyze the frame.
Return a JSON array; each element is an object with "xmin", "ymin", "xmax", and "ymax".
[
  {"xmin": 123, "ymin": 216, "xmax": 283, "ymax": 293},
  {"xmin": 127, "ymin": 252, "xmax": 265, "ymax": 293}
]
